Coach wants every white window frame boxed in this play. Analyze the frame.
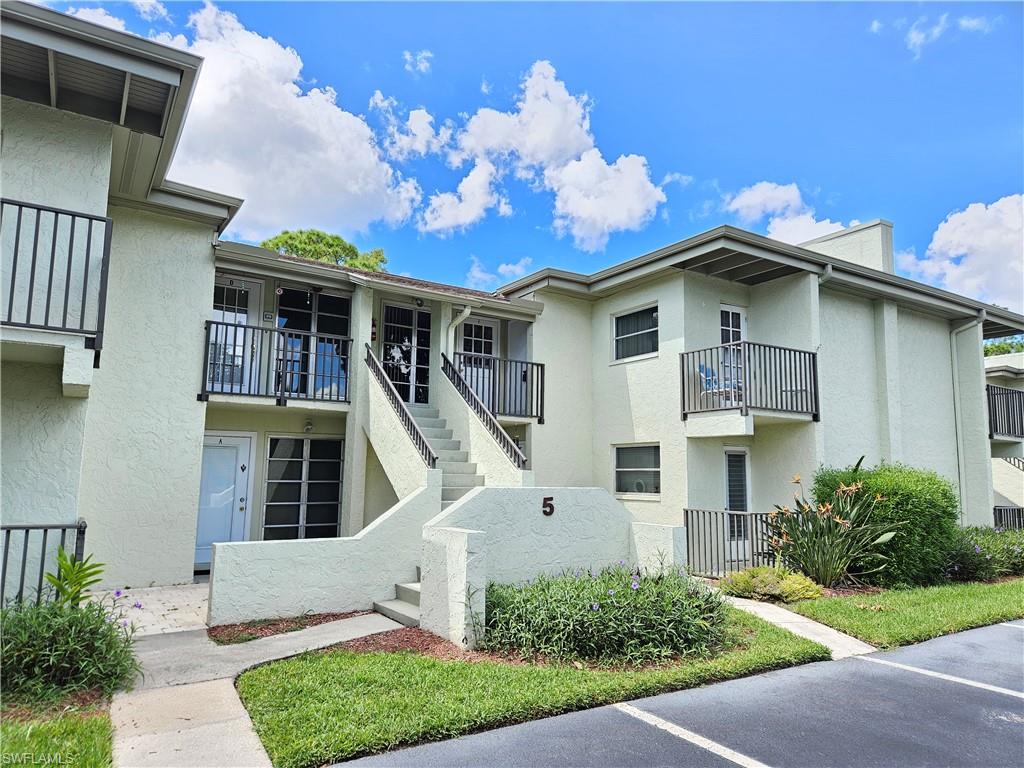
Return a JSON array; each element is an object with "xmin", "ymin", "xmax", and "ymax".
[
  {"xmin": 610, "ymin": 302, "xmax": 659, "ymax": 364},
  {"xmin": 614, "ymin": 442, "xmax": 661, "ymax": 498},
  {"xmin": 723, "ymin": 447, "xmax": 751, "ymax": 540},
  {"xmin": 262, "ymin": 434, "xmax": 345, "ymax": 540}
]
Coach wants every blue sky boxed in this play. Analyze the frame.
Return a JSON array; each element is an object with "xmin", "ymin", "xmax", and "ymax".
[{"xmin": 56, "ymin": 2, "xmax": 1023, "ymax": 309}]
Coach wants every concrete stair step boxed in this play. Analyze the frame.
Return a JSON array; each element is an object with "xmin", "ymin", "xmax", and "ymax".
[
  {"xmin": 442, "ymin": 473, "xmax": 484, "ymax": 488},
  {"xmin": 442, "ymin": 486, "xmax": 476, "ymax": 502},
  {"xmin": 412, "ymin": 416, "xmax": 447, "ymax": 430},
  {"xmin": 441, "ymin": 500, "xmax": 458, "ymax": 510},
  {"xmin": 428, "ymin": 438, "xmax": 461, "ymax": 451},
  {"xmin": 435, "ymin": 449, "xmax": 469, "ymax": 463},
  {"xmin": 436, "ymin": 460, "xmax": 478, "ymax": 474},
  {"xmin": 420, "ymin": 427, "xmax": 454, "ymax": 440},
  {"xmin": 407, "ymin": 406, "xmax": 439, "ymax": 419},
  {"xmin": 395, "ymin": 582, "xmax": 421, "ymax": 606},
  {"xmin": 373, "ymin": 599, "xmax": 420, "ymax": 627}
]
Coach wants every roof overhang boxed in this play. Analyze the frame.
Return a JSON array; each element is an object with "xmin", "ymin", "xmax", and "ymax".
[
  {"xmin": 214, "ymin": 242, "xmax": 542, "ymax": 318},
  {"xmin": 499, "ymin": 225, "xmax": 1024, "ymax": 338},
  {"xmin": 1, "ymin": 2, "xmax": 240, "ymax": 233}
]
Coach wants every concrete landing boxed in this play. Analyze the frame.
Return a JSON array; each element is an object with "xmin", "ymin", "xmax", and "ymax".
[{"xmin": 726, "ymin": 596, "xmax": 876, "ymax": 659}]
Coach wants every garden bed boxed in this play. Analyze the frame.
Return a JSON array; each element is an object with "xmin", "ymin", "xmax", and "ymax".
[
  {"xmin": 790, "ymin": 578, "xmax": 1024, "ymax": 647},
  {"xmin": 237, "ymin": 608, "xmax": 830, "ymax": 768},
  {"xmin": 207, "ymin": 610, "xmax": 369, "ymax": 644}
]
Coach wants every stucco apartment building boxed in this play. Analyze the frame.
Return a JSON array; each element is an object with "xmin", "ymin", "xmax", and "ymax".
[{"xmin": 2, "ymin": 4, "xmax": 1022, "ymax": 620}]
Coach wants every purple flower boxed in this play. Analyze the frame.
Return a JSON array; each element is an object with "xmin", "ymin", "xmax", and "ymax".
[
  {"xmin": 974, "ymin": 545, "xmax": 982, "ymax": 554},
  {"xmin": 122, "ymin": 620, "xmax": 128, "ymax": 627},
  {"xmin": 618, "ymin": 560, "xmax": 625, "ymax": 566},
  {"xmin": 608, "ymin": 589, "xmax": 615, "ymax": 596},
  {"xmin": 133, "ymin": 601, "xmax": 143, "ymax": 610},
  {"xmin": 631, "ymin": 581, "xmax": 640, "ymax": 591},
  {"xmin": 591, "ymin": 603, "xmax": 600, "ymax": 611},
  {"xmin": 114, "ymin": 590, "xmax": 123, "ymax": 598}
]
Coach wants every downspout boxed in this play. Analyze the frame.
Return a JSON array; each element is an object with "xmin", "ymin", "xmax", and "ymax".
[
  {"xmin": 447, "ymin": 304, "xmax": 473, "ymax": 356},
  {"xmin": 950, "ymin": 309, "xmax": 985, "ymax": 524},
  {"xmin": 818, "ymin": 263, "xmax": 833, "ymax": 285}
]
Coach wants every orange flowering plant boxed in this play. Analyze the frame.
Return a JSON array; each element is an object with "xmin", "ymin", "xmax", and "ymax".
[{"xmin": 767, "ymin": 477, "xmax": 899, "ymax": 588}]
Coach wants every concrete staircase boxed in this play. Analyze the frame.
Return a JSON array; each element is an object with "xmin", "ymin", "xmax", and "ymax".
[
  {"xmin": 373, "ymin": 571, "xmax": 421, "ymax": 627},
  {"xmin": 409, "ymin": 405, "xmax": 484, "ymax": 510}
]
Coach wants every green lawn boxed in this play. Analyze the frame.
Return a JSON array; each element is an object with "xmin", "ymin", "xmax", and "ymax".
[
  {"xmin": 791, "ymin": 578, "xmax": 1024, "ymax": 648},
  {"xmin": 0, "ymin": 711, "xmax": 112, "ymax": 767},
  {"xmin": 237, "ymin": 609, "xmax": 829, "ymax": 768}
]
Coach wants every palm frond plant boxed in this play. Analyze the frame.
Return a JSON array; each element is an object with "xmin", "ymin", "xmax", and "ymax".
[{"xmin": 768, "ymin": 479, "xmax": 899, "ymax": 588}]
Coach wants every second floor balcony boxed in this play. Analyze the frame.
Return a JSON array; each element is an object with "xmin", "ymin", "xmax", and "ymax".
[
  {"xmin": 199, "ymin": 320, "xmax": 351, "ymax": 405},
  {"xmin": 452, "ymin": 352, "xmax": 545, "ymax": 423},
  {"xmin": 987, "ymin": 384, "xmax": 1024, "ymax": 441},
  {"xmin": 681, "ymin": 341, "xmax": 819, "ymax": 429},
  {"xmin": 1, "ymin": 198, "xmax": 111, "ymax": 349}
]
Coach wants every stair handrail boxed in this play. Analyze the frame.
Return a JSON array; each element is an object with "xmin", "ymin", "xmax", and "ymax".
[
  {"xmin": 364, "ymin": 343, "xmax": 437, "ymax": 468},
  {"xmin": 1003, "ymin": 457, "xmax": 1024, "ymax": 473},
  {"xmin": 441, "ymin": 352, "xmax": 528, "ymax": 469}
]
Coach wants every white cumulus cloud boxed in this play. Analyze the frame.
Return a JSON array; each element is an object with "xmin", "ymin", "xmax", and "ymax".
[
  {"xmin": 156, "ymin": 3, "xmax": 420, "ymax": 241},
  {"xmin": 497, "ymin": 257, "xmax": 533, "ymax": 279},
  {"xmin": 868, "ymin": 19, "xmax": 883, "ymax": 34},
  {"xmin": 724, "ymin": 181, "xmax": 845, "ymax": 244},
  {"xmin": 465, "ymin": 255, "xmax": 497, "ymax": 290},
  {"xmin": 419, "ymin": 159, "xmax": 503, "ymax": 235},
  {"xmin": 369, "ymin": 91, "xmax": 451, "ymax": 160},
  {"xmin": 897, "ymin": 194, "xmax": 1023, "ymax": 312},
  {"xmin": 429, "ymin": 61, "xmax": 669, "ymax": 251},
  {"xmin": 403, "ymin": 49, "xmax": 433, "ymax": 75},
  {"xmin": 958, "ymin": 16, "xmax": 997, "ymax": 33},
  {"xmin": 67, "ymin": 6, "xmax": 128, "ymax": 31},
  {"xmin": 132, "ymin": 0, "xmax": 170, "ymax": 22}
]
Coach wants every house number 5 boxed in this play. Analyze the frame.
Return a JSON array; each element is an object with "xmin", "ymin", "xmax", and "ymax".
[{"xmin": 542, "ymin": 496, "xmax": 554, "ymax": 516}]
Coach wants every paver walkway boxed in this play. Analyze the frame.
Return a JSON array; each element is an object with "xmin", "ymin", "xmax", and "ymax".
[
  {"xmin": 113, "ymin": 612, "xmax": 402, "ymax": 767},
  {"xmin": 724, "ymin": 596, "xmax": 876, "ymax": 658},
  {"xmin": 92, "ymin": 582, "xmax": 209, "ymax": 636}
]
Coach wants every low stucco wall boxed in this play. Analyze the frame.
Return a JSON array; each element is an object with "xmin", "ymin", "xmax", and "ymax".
[
  {"xmin": 419, "ymin": 486, "xmax": 685, "ymax": 646},
  {"xmin": 207, "ymin": 471, "xmax": 442, "ymax": 625}
]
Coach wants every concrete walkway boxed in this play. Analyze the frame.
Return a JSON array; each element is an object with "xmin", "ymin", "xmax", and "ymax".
[
  {"xmin": 725, "ymin": 596, "xmax": 876, "ymax": 658},
  {"xmin": 113, "ymin": 612, "xmax": 402, "ymax": 767}
]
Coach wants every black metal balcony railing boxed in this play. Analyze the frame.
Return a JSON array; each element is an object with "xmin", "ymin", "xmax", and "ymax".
[
  {"xmin": 1, "ymin": 199, "xmax": 112, "ymax": 349},
  {"xmin": 987, "ymin": 384, "xmax": 1024, "ymax": 439},
  {"xmin": 1, "ymin": 519, "xmax": 87, "ymax": 605},
  {"xmin": 681, "ymin": 341, "xmax": 819, "ymax": 420},
  {"xmin": 442, "ymin": 353, "xmax": 528, "ymax": 469},
  {"xmin": 452, "ymin": 352, "xmax": 545, "ymax": 423},
  {"xmin": 683, "ymin": 509, "xmax": 774, "ymax": 578},
  {"xmin": 200, "ymin": 321, "xmax": 351, "ymax": 404},
  {"xmin": 994, "ymin": 506, "xmax": 1024, "ymax": 531},
  {"xmin": 365, "ymin": 344, "xmax": 437, "ymax": 468}
]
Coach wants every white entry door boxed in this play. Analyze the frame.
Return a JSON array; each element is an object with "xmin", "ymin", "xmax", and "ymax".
[
  {"xmin": 459, "ymin": 318, "xmax": 500, "ymax": 410},
  {"xmin": 720, "ymin": 304, "xmax": 747, "ymax": 406},
  {"xmin": 195, "ymin": 434, "xmax": 252, "ymax": 567},
  {"xmin": 208, "ymin": 277, "xmax": 263, "ymax": 395}
]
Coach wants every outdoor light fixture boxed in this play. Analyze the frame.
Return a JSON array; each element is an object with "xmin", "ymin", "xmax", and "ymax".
[{"xmin": 303, "ymin": 419, "xmax": 314, "ymax": 433}]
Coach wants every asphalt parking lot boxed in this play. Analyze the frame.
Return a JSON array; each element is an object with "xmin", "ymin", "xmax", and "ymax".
[{"xmin": 346, "ymin": 621, "xmax": 1024, "ymax": 768}]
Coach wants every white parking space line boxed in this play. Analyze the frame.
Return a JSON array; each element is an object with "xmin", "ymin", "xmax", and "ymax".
[
  {"xmin": 613, "ymin": 702, "xmax": 771, "ymax": 768},
  {"xmin": 856, "ymin": 656, "xmax": 1024, "ymax": 699},
  {"xmin": 1000, "ymin": 622, "xmax": 1024, "ymax": 630}
]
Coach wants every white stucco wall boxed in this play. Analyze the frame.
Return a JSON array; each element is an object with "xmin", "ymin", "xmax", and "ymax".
[
  {"xmin": 818, "ymin": 290, "xmax": 884, "ymax": 468},
  {"xmin": 0, "ymin": 97, "xmax": 111, "ymax": 215},
  {"xmin": 207, "ymin": 471, "xmax": 442, "ymax": 625},
  {"xmin": 76, "ymin": 207, "xmax": 216, "ymax": 588},
  {"xmin": 366, "ymin": 369, "xmax": 435, "ymax": 498},
  {"xmin": 0, "ymin": 362, "xmax": 88, "ymax": 525},
  {"xmin": 523, "ymin": 290, "xmax": 594, "ymax": 487}
]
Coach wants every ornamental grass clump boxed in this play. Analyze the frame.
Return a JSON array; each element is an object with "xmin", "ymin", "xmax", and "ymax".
[
  {"xmin": 768, "ymin": 477, "xmax": 898, "ymax": 588},
  {"xmin": 720, "ymin": 566, "xmax": 822, "ymax": 603},
  {"xmin": 480, "ymin": 563, "xmax": 726, "ymax": 665}
]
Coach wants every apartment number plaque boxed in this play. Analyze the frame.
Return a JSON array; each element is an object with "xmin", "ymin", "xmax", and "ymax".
[{"xmin": 542, "ymin": 496, "xmax": 554, "ymax": 516}]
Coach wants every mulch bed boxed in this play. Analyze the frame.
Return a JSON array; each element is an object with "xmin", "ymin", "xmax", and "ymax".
[
  {"xmin": 208, "ymin": 610, "xmax": 370, "ymax": 645},
  {"xmin": 1, "ymin": 689, "xmax": 108, "ymax": 723},
  {"xmin": 337, "ymin": 627, "xmax": 523, "ymax": 664}
]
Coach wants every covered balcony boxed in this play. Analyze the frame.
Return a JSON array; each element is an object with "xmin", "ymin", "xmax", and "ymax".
[
  {"xmin": 987, "ymin": 384, "xmax": 1024, "ymax": 442},
  {"xmin": 452, "ymin": 352, "xmax": 545, "ymax": 423},
  {"xmin": 198, "ymin": 320, "xmax": 351, "ymax": 406},
  {"xmin": 680, "ymin": 341, "xmax": 819, "ymax": 436},
  {"xmin": 1, "ymin": 198, "xmax": 112, "ymax": 396}
]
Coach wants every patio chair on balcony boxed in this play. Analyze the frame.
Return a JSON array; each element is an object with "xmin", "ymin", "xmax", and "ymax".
[{"xmin": 698, "ymin": 363, "xmax": 741, "ymax": 405}]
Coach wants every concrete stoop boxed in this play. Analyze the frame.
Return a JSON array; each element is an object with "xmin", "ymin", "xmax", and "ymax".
[{"xmin": 373, "ymin": 576, "xmax": 421, "ymax": 627}]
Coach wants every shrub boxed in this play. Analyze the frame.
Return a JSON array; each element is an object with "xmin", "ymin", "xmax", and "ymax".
[
  {"xmin": 768, "ymin": 481, "xmax": 898, "ymax": 588},
  {"xmin": 947, "ymin": 527, "xmax": 1024, "ymax": 581},
  {"xmin": 480, "ymin": 564, "xmax": 726, "ymax": 664},
  {"xmin": 1, "ymin": 597, "xmax": 139, "ymax": 702},
  {"xmin": 812, "ymin": 462, "xmax": 959, "ymax": 587},
  {"xmin": 720, "ymin": 566, "xmax": 823, "ymax": 603}
]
